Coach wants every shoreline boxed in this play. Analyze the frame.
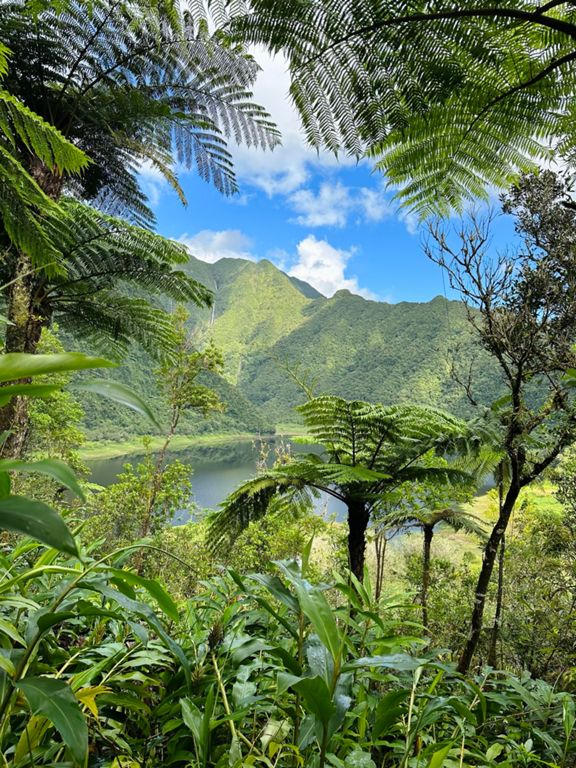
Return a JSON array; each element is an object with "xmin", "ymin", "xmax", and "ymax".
[{"xmin": 80, "ymin": 427, "xmax": 306, "ymax": 461}]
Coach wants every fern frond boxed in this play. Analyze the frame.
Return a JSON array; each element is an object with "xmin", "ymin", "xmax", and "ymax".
[
  {"xmin": 0, "ymin": 0, "xmax": 280, "ymax": 222},
  {"xmin": 236, "ymin": 0, "xmax": 576, "ymax": 213}
]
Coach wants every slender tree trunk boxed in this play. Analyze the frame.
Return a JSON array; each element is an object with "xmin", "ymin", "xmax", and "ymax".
[
  {"xmin": 487, "ymin": 534, "xmax": 505, "ymax": 667},
  {"xmin": 0, "ymin": 252, "xmax": 45, "ymax": 457},
  {"xmin": 374, "ymin": 532, "xmax": 387, "ymax": 601},
  {"xmin": 458, "ymin": 483, "xmax": 520, "ymax": 674},
  {"xmin": 347, "ymin": 500, "xmax": 370, "ymax": 582},
  {"xmin": 422, "ymin": 525, "xmax": 433, "ymax": 632},
  {"xmin": 0, "ymin": 163, "xmax": 61, "ymax": 457}
]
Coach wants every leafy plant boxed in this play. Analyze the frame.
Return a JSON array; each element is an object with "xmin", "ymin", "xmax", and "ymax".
[{"xmin": 211, "ymin": 395, "xmax": 475, "ymax": 579}]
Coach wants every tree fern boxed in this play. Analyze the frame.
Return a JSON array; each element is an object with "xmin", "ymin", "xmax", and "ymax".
[
  {"xmin": 210, "ymin": 395, "xmax": 474, "ymax": 578},
  {"xmin": 0, "ymin": 0, "xmax": 280, "ymax": 223},
  {"xmin": 0, "ymin": 200, "xmax": 212, "ymax": 360},
  {"xmin": 236, "ymin": 0, "xmax": 576, "ymax": 214},
  {"xmin": 0, "ymin": 46, "xmax": 89, "ymax": 262}
]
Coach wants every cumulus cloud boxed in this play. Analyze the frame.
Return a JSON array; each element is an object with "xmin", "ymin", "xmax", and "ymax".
[
  {"xmin": 178, "ymin": 230, "xmax": 254, "ymax": 263},
  {"xmin": 137, "ymin": 160, "xmax": 171, "ymax": 207},
  {"xmin": 287, "ymin": 236, "xmax": 376, "ymax": 299},
  {"xmin": 288, "ymin": 181, "xmax": 391, "ymax": 228},
  {"xmin": 229, "ymin": 49, "xmax": 358, "ymax": 196}
]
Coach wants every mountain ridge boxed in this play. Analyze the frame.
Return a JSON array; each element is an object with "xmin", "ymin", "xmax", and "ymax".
[{"xmin": 80, "ymin": 255, "xmax": 504, "ymax": 439}]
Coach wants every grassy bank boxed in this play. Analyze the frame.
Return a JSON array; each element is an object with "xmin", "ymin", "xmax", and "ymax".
[
  {"xmin": 80, "ymin": 432, "xmax": 262, "ymax": 460},
  {"xmin": 80, "ymin": 427, "xmax": 309, "ymax": 460}
]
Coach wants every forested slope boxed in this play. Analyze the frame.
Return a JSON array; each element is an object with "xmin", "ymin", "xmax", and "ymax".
[{"xmin": 81, "ymin": 255, "xmax": 505, "ymax": 438}]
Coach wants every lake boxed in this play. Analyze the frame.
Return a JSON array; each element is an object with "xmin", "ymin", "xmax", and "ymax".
[{"xmin": 87, "ymin": 437, "xmax": 348, "ymax": 522}]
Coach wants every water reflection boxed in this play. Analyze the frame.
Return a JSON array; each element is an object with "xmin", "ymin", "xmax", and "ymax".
[{"xmin": 87, "ymin": 438, "xmax": 347, "ymax": 522}]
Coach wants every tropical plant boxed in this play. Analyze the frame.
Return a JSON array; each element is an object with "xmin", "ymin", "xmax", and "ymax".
[
  {"xmin": 210, "ymin": 395, "xmax": 475, "ymax": 580},
  {"xmin": 233, "ymin": 0, "xmax": 576, "ymax": 214},
  {"xmin": 0, "ymin": 200, "xmax": 212, "ymax": 359},
  {"xmin": 0, "ymin": 0, "xmax": 280, "ymax": 385},
  {"xmin": 388, "ymin": 502, "xmax": 485, "ymax": 631},
  {"xmin": 426, "ymin": 170, "xmax": 576, "ymax": 672},
  {"xmin": 0, "ymin": 0, "xmax": 279, "ymax": 219},
  {"xmin": 0, "ymin": 43, "xmax": 88, "ymax": 261}
]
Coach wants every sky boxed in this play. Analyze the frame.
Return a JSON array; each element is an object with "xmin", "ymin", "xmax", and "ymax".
[{"xmin": 140, "ymin": 51, "xmax": 517, "ymax": 304}]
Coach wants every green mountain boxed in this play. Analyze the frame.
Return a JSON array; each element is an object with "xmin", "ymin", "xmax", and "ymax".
[{"xmin": 80, "ymin": 255, "xmax": 505, "ymax": 439}]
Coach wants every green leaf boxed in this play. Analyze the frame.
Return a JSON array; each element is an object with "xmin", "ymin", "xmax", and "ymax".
[
  {"xmin": 426, "ymin": 742, "xmax": 453, "ymax": 767},
  {"xmin": 0, "ymin": 352, "xmax": 114, "ymax": 383},
  {"xmin": 486, "ymin": 743, "xmax": 504, "ymax": 762},
  {"xmin": 295, "ymin": 586, "xmax": 342, "ymax": 664},
  {"xmin": 0, "ymin": 496, "xmax": 77, "ymax": 555},
  {"xmin": 0, "ymin": 472, "xmax": 10, "ymax": 499},
  {"xmin": 108, "ymin": 568, "xmax": 179, "ymax": 621},
  {"xmin": 344, "ymin": 654, "xmax": 428, "ymax": 672},
  {"xmin": 74, "ymin": 380, "xmax": 160, "ymax": 427},
  {"xmin": 0, "ymin": 383, "xmax": 61, "ymax": 406},
  {"xmin": 15, "ymin": 677, "xmax": 88, "ymax": 764},
  {"xmin": 0, "ymin": 617, "xmax": 25, "ymax": 646},
  {"xmin": 373, "ymin": 689, "xmax": 410, "ymax": 738},
  {"xmin": 277, "ymin": 673, "xmax": 335, "ymax": 726},
  {"xmin": 0, "ymin": 459, "xmax": 84, "ymax": 500},
  {"xmin": 80, "ymin": 582, "xmax": 190, "ymax": 684}
]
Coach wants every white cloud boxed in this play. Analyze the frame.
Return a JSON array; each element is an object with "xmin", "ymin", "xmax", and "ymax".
[
  {"xmin": 287, "ymin": 236, "xmax": 376, "ymax": 299},
  {"xmin": 178, "ymin": 230, "xmax": 254, "ymax": 263},
  {"xmin": 288, "ymin": 181, "xmax": 391, "ymax": 228},
  {"xmin": 138, "ymin": 160, "xmax": 171, "ymax": 207},
  {"xmin": 229, "ymin": 49, "xmax": 358, "ymax": 196}
]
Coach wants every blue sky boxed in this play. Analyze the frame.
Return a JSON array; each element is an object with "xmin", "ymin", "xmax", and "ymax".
[{"xmin": 141, "ymin": 52, "xmax": 517, "ymax": 304}]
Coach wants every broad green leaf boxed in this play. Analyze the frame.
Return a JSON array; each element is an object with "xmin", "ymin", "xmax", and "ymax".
[
  {"xmin": 373, "ymin": 690, "xmax": 410, "ymax": 738},
  {"xmin": 74, "ymin": 380, "xmax": 160, "ymax": 427},
  {"xmin": 14, "ymin": 715, "xmax": 50, "ymax": 764},
  {"xmin": 426, "ymin": 742, "xmax": 453, "ymax": 767},
  {"xmin": 0, "ymin": 654, "xmax": 15, "ymax": 676},
  {"xmin": 0, "ymin": 458, "xmax": 84, "ymax": 499},
  {"xmin": 345, "ymin": 751, "xmax": 377, "ymax": 768},
  {"xmin": 0, "ymin": 472, "xmax": 10, "ymax": 499},
  {"xmin": 79, "ymin": 582, "xmax": 190, "ymax": 684},
  {"xmin": 344, "ymin": 654, "xmax": 428, "ymax": 672},
  {"xmin": 277, "ymin": 673, "xmax": 335, "ymax": 726},
  {"xmin": 0, "ymin": 352, "xmax": 114, "ymax": 383},
  {"xmin": 0, "ymin": 383, "xmax": 60, "ymax": 406},
  {"xmin": 16, "ymin": 677, "xmax": 88, "ymax": 765},
  {"xmin": 295, "ymin": 586, "xmax": 342, "ymax": 664},
  {"xmin": 108, "ymin": 568, "xmax": 179, "ymax": 621},
  {"xmin": 0, "ymin": 496, "xmax": 77, "ymax": 556},
  {"xmin": 486, "ymin": 743, "xmax": 504, "ymax": 762},
  {"xmin": 247, "ymin": 572, "xmax": 300, "ymax": 613},
  {"xmin": 0, "ymin": 617, "xmax": 25, "ymax": 646}
]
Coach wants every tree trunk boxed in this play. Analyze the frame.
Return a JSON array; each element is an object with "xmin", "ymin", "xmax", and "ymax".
[
  {"xmin": 422, "ymin": 525, "xmax": 433, "ymax": 632},
  {"xmin": 346, "ymin": 499, "xmax": 370, "ymax": 582},
  {"xmin": 457, "ymin": 483, "xmax": 520, "ymax": 674},
  {"xmin": 487, "ymin": 534, "xmax": 505, "ymax": 667},
  {"xmin": 374, "ymin": 532, "xmax": 387, "ymax": 601},
  {"xmin": 0, "ymin": 252, "xmax": 45, "ymax": 457}
]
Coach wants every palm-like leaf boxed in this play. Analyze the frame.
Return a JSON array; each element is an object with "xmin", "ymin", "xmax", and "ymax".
[
  {"xmin": 210, "ymin": 396, "xmax": 475, "ymax": 552},
  {"xmin": 236, "ymin": 0, "xmax": 576, "ymax": 214},
  {"xmin": 0, "ymin": 0, "xmax": 280, "ymax": 224},
  {"xmin": 0, "ymin": 44, "xmax": 89, "ymax": 261},
  {"xmin": 0, "ymin": 200, "xmax": 212, "ymax": 360}
]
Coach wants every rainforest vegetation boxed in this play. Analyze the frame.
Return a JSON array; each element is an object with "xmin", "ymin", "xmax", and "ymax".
[{"xmin": 0, "ymin": 1, "xmax": 576, "ymax": 766}]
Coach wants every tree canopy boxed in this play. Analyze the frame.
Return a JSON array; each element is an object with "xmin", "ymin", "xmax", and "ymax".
[{"xmin": 234, "ymin": 0, "xmax": 576, "ymax": 214}]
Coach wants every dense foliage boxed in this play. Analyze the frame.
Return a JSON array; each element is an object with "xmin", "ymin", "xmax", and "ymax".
[
  {"xmin": 231, "ymin": 0, "xmax": 576, "ymax": 214},
  {"xmin": 77, "ymin": 259, "xmax": 504, "ymax": 440}
]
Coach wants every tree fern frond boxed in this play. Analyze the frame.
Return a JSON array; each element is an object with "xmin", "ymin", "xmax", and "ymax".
[
  {"xmin": 236, "ymin": 0, "xmax": 576, "ymax": 212},
  {"xmin": 0, "ymin": 0, "xmax": 280, "ymax": 222}
]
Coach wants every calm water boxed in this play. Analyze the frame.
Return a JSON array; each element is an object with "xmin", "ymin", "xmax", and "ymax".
[{"xmin": 88, "ymin": 438, "xmax": 347, "ymax": 522}]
